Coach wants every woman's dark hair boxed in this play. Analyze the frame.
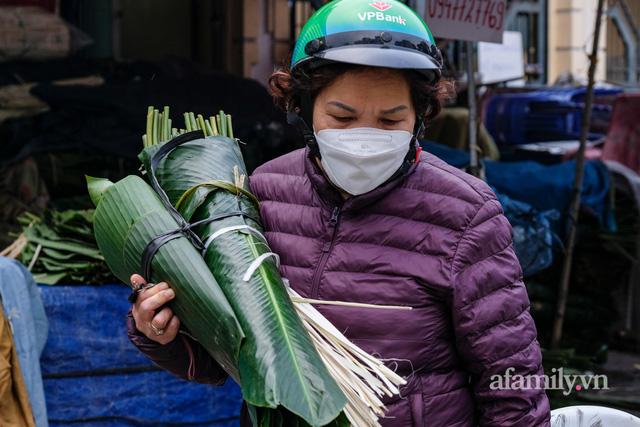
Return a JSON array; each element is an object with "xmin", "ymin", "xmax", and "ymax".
[{"xmin": 268, "ymin": 62, "xmax": 455, "ymax": 131}]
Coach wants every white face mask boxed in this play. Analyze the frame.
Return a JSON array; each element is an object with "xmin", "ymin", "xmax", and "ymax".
[{"xmin": 314, "ymin": 127, "xmax": 413, "ymax": 196}]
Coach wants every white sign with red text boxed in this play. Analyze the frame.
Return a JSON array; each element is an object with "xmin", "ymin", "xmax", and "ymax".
[{"xmin": 422, "ymin": 0, "xmax": 507, "ymax": 43}]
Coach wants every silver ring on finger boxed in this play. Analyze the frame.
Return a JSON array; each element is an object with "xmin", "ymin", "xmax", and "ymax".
[
  {"xmin": 128, "ymin": 282, "xmax": 157, "ymax": 304},
  {"xmin": 149, "ymin": 322, "xmax": 165, "ymax": 336}
]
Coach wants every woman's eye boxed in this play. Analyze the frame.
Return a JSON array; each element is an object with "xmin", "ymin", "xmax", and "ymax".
[
  {"xmin": 332, "ymin": 116, "xmax": 354, "ymax": 123},
  {"xmin": 381, "ymin": 119, "xmax": 401, "ymax": 125}
]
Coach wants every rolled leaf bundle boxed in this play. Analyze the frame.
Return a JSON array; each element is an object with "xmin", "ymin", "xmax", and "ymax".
[
  {"xmin": 138, "ymin": 111, "xmax": 347, "ymax": 425},
  {"xmin": 88, "ymin": 175, "xmax": 244, "ymax": 380}
]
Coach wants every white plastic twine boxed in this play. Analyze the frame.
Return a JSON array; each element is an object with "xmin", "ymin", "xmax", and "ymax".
[
  {"xmin": 200, "ymin": 224, "xmax": 278, "ymax": 282},
  {"xmin": 201, "ymin": 225, "xmax": 266, "ymax": 254},
  {"xmin": 242, "ymin": 252, "xmax": 280, "ymax": 281}
]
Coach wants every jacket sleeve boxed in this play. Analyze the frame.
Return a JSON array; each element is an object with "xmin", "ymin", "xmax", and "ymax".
[
  {"xmin": 126, "ymin": 309, "xmax": 228, "ymax": 385},
  {"xmin": 450, "ymin": 198, "xmax": 551, "ymax": 427}
]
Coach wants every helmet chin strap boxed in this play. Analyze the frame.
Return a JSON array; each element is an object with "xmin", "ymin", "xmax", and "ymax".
[
  {"xmin": 392, "ymin": 118, "xmax": 424, "ymax": 179},
  {"xmin": 287, "ymin": 109, "xmax": 321, "ymax": 158},
  {"xmin": 287, "ymin": 92, "xmax": 322, "ymax": 158}
]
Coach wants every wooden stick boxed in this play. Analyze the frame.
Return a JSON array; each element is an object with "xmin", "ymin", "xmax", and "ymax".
[
  {"xmin": 552, "ymin": 0, "xmax": 606, "ymax": 350},
  {"xmin": 290, "ymin": 296, "xmax": 411, "ymax": 310}
]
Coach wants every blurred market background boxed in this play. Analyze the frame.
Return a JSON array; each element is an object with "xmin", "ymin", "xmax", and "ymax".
[{"xmin": 0, "ymin": 0, "xmax": 639, "ymax": 426}]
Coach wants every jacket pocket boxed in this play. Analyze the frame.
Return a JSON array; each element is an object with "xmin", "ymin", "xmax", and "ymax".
[{"xmin": 379, "ymin": 397, "xmax": 414, "ymax": 427}]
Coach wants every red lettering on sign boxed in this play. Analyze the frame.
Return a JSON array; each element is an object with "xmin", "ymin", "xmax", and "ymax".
[
  {"xmin": 425, "ymin": 0, "xmax": 505, "ymax": 33},
  {"xmin": 496, "ymin": 1, "xmax": 505, "ymax": 29}
]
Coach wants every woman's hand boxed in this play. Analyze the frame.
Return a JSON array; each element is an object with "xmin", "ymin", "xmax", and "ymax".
[{"xmin": 130, "ymin": 273, "xmax": 180, "ymax": 345}]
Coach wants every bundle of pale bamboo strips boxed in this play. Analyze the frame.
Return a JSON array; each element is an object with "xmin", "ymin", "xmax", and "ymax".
[
  {"xmin": 0, "ymin": 234, "xmax": 26, "ymax": 259},
  {"xmin": 288, "ymin": 288, "xmax": 408, "ymax": 426}
]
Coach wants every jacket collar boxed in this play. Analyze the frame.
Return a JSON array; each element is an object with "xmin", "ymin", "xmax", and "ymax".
[{"xmin": 303, "ymin": 147, "xmax": 417, "ymax": 212}]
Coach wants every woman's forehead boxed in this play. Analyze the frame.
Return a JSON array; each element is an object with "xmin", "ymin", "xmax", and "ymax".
[
  {"xmin": 319, "ymin": 68, "xmax": 412, "ymax": 107},
  {"xmin": 329, "ymin": 67, "xmax": 408, "ymax": 86}
]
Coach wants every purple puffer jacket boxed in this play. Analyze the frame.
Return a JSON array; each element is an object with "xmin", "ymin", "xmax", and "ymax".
[{"xmin": 128, "ymin": 148, "xmax": 551, "ymax": 427}]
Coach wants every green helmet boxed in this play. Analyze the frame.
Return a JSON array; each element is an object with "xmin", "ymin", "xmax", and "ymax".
[{"xmin": 291, "ymin": 0, "xmax": 442, "ymax": 84}]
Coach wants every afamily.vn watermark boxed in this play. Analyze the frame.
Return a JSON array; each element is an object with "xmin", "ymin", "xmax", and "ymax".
[{"xmin": 489, "ymin": 367, "xmax": 609, "ymax": 396}]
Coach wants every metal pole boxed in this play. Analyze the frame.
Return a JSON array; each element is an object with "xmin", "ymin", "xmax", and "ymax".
[
  {"xmin": 551, "ymin": 0, "xmax": 606, "ymax": 350},
  {"xmin": 466, "ymin": 40, "xmax": 480, "ymax": 177}
]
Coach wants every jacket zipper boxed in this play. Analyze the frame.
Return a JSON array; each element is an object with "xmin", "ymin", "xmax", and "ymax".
[{"xmin": 310, "ymin": 206, "xmax": 341, "ymax": 299}]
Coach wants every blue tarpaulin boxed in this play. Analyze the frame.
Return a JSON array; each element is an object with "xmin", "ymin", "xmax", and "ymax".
[
  {"xmin": 485, "ymin": 159, "xmax": 613, "ymax": 231},
  {"xmin": 45, "ymin": 370, "xmax": 242, "ymax": 427},
  {"xmin": 494, "ymin": 193, "xmax": 557, "ymax": 277},
  {"xmin": 40, "ymin": 284, "xmax": 151, "ymax": 376},
  {"xmin": 39, "ymin": 284, "xmax": 243, "ymax": 427},
  {"xmin": 421, "ymin": 141, "xmax": 614, "ymax": 231}
]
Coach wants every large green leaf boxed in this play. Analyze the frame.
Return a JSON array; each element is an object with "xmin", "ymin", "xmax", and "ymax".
[
  {"xmin": 87, "ymin": 176, "xmax": 113, "ymax": 206},
  {"xmin": 248, "ymin": 405, "xmax": 352, "ymax": 427},
  {"xmin": 22, "ymin": 226, "xmax": 104, "ymax": 260},
  {"xmin": 33, "ymin": 272, "xmax": 68, "ymax": 285},
  {"xmin": 140, "ymin": 137, "xmax": 346, "ymax": 426},
  {"xmin": 40, "ymin": 258, "xmax": 95, "ymax": 271},
  {"xmin": 41, "ymin": 247, "xmax": 82, "ymax": 261},
  {"xmin": 89, "ymin": 175, "xmax": 245, "ymax": 381}
]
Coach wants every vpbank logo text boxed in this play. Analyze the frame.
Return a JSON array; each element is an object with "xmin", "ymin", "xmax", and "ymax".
[{"xmin": 358, "ymin": 2, "xmax": 406, "ymax": 25}]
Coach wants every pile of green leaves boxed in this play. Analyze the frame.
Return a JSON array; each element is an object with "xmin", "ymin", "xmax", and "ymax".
[{"xmin": 16, "ymin": 210, "xmax": 117, "ymax": 284}]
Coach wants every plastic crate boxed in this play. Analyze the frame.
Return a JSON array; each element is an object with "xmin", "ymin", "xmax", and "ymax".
[{"xmin": 484, "ymin": 87, "xmax": 623, "ymax": 146}]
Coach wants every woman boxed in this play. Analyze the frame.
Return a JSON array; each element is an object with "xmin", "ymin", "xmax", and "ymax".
[{"xmin": 127, "ymin": 0, "xmax": 551, "ymax": 425}]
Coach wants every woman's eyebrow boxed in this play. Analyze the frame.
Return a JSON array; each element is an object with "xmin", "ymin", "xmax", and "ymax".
[
  {"xmin": 327, "ymin": 101, "xmax": 357, "ymax": 113},
  {"xmin": 381, "ymin": 105, "xmax": 409, "ymax": 114}
]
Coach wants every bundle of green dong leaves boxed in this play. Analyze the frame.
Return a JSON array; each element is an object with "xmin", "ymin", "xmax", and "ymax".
[{"xmin": 2, "ymin": 209, "xmax": 116, "ymax": 284}]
